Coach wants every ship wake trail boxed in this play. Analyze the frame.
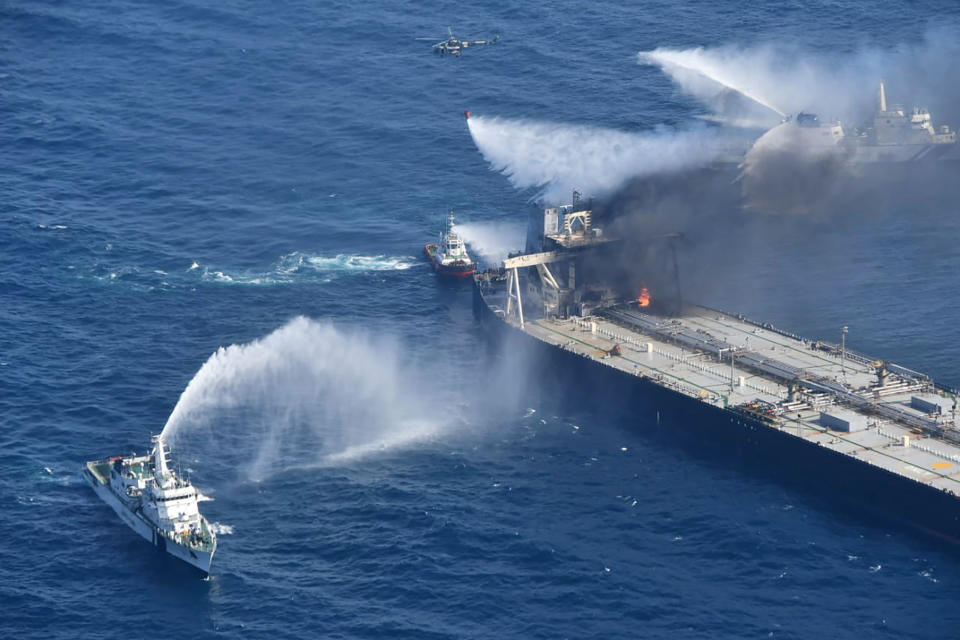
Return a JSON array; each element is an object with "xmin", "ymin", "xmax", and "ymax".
[
  {"xmin": 160, "ymin": 317, "xmax": 440, "ymax": 481},
  {"xmin": 466, "ymin": 114, "xmax": 749, "ymax": 202}
]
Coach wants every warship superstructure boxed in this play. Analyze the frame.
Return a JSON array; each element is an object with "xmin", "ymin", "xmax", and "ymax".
[
  {"xmin": 752, "ymin": 82, "xmax": 959, "ymax": 163},
  {"xmin": 474, "ymin": 199, "xmax": 960, "ymax": 540},
  {"xmin": 84, "ymin": 435, "xmax": 217, "ymax": 575}
]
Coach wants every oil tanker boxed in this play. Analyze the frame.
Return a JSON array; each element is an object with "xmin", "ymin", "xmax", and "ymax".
[{"xmin": 473, "ymin": 197, "xmax": 960, "ymax": 541}]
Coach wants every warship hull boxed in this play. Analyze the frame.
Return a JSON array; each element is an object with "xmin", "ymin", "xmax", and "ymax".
[
  {"xmin": 473, "ymin": 280, "xmax": 960, "ymax": 544},
  {"xmin": 84, "ymin": 462, "xmax": 215, "ymax": 575}
]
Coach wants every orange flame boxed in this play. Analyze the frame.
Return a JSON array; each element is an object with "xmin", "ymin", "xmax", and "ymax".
[{"xmin": 637, "ymin": 286, "xmax": 651, "ymax": 307}]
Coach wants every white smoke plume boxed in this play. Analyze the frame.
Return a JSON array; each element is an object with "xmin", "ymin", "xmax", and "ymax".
[{"xmin": 467, "ymin": 114, "xmax": 751, "ymax": 202}]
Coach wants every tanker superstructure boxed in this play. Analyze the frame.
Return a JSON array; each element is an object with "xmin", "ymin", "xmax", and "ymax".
[
  {"xmin": 473, "ymin": 198, "xmax": 960, "ymax": 541},
  {"xmin": 84, "ymin": 435, "xmax": 217, "ymax": 575}
]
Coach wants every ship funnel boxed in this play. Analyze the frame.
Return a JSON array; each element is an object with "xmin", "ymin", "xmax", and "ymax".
[{"xmin": 878, "ymin": 81, "xmax": 887, "ymax": 112}]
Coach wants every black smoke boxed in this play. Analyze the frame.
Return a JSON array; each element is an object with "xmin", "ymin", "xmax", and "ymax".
[{"xmin": 581, "ymin": 152, "xmax": 960, "ymax": 313}]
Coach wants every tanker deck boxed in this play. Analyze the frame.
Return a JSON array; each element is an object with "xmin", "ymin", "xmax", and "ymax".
[{"xmin": 472, "ymin": 200, "xmax": 960, "ymax": 541}]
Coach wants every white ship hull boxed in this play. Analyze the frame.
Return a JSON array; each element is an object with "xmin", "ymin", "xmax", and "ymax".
[
  {"xmin": 842, "ymin": 142, "xmax": 960, "ymax": 163},
  {"xmin": 83, "ymin": 466, "xmax": 215, "ymax": 575}
]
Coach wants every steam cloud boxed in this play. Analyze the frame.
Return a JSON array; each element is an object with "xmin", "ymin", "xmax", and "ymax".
[
  {"xmin": 161, "ymin": 317, "xmax": 441, "ymax": 481},
  {"xmin": 453, "ymin": 220, "xmax": 526, "ymax": 264}
]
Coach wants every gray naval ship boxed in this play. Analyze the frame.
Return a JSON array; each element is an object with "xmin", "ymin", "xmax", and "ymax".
[
  {"xmin": 474, "ymin": 198, "xmax": 960, "ymax": 541},
  {"xmin": 750, "ymin": 82, "xmax": 959, "ymax": 163},
  {"xmin": 84, "ymin": 435, "xmax": 217, "ymax": 575}
]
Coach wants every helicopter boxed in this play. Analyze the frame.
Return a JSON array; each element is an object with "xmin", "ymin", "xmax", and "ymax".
[{"xmin": 416, "ymin": 27, "xmax": 500, "ymax": 56}]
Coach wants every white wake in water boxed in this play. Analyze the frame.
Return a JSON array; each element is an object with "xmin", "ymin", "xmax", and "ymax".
[
  {"xmin": 467, "ymin": 114, "xmax": 749, "ymax": 201},
  {"xmin": 285, "ymin": 253, "xmax": 417, "ymax": 273},
  {"xmin": 197, "ymin": 252, "xmax": 418, "ymax": 286},
  {"xmin": 160, "ymin": 317, "xmax": 440, "ymax": 480}
]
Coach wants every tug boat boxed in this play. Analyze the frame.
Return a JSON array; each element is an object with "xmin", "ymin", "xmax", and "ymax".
[
  {"xmin": 84, "ymin": 435, "xmax": 216, "ymax": 575},
  {"xmin": 425, "ymin": 213, "xmax": 476, "ymax": 278}
]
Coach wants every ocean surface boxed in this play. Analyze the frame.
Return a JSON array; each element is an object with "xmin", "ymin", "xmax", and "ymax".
[{"xmin": 4, "ymin": 1, "xmax": 960, "ymax": 638}]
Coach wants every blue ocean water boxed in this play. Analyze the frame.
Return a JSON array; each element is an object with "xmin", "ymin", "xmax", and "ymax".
[{"xmin": 4, "ymin": 1, "xmax": 960, "ymax": 637}]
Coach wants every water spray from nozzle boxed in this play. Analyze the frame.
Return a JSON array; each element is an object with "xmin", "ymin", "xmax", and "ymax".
[{"xmin": 159, "ymin": 317, "xmax": 441, "ymax": 481}]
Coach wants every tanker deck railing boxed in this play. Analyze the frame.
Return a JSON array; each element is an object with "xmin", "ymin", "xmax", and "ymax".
[
  {"xmin": 700, "ymin": 305, "xmax": 933, "ymax": 380},
  {"xmin": 599, "ymin": 305, "xmax": 960, "ymax": 447}
]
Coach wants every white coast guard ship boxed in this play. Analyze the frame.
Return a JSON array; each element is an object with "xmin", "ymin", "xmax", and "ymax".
[{"xmin": 84, "ymin": 435, "xmax": 216, "ymax": 575}]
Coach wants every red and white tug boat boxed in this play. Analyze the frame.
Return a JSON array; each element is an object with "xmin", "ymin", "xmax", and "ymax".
[{"xmin": 424, "ymin": 213, "xmax": 476, "ymax": 278}]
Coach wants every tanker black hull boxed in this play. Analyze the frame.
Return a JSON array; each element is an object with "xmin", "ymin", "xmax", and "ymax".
[{"xmin": 473, "ymin": 282, "xmax": 960, "ymax": 545}]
